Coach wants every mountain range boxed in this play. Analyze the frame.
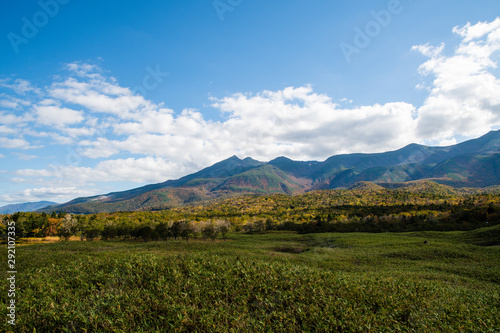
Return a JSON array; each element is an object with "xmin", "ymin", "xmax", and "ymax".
[
  {"xmin": 41, "ymin": 130, "xmax": 500, "ymax": 214},
  {"xmin": 0, "ymin": 201, "xmax": 58, "ymax": 214}
]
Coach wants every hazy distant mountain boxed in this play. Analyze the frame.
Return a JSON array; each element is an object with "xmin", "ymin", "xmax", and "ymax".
[
  {"xmin": 0, "ymin": 201, "xmax": 58, "ymax": 214},
  {"xmin": 42, "ymin": 130, "xmax": 500, "ymax": 214}
]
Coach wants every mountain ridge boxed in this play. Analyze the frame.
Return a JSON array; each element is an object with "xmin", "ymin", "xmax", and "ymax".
[
  {"xmin": 41, "ymin": 130, "xmax": 500, "ymax": 214},
  {"xmin": 0, "ymin": 201, "xmax": 58, "ymax": 214}
]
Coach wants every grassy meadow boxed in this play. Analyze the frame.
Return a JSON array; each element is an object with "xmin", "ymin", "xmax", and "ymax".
[{"xmin": 1, "ymin": 226, "xmax": 499, "ymax": 332}]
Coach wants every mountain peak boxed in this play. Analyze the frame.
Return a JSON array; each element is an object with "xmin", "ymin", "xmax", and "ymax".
[
  {"xmin": 225, "ymin": 155, "xmax": 242, "ymax": 162},
  {"xmin": 270, "ymin": 156, "xmax": 293, "ymax": 163}
]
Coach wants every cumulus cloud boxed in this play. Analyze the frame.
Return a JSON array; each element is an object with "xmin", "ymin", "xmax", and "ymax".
[
  {"xmin": 0, "ymin": 137, "xmax": 34, "ymax": 149},
  {"xmin": 0, "ymin": 95, "xmax": 32, "ymax": 110},
  {"xmin": 0, "ymin": 125, "xmax": 17, "ymax": 135},
  {"xmin": 16, "ymin": 156, "xmax": 184, "ymax": 185},
  {"xmin": 0, "ymin": 111, "xmax": 33, "ymax": 124},
  {"xmin": 49, "ymin": 70, "xmax": 155, "ymax": 120},
  {"xmin": 414, "ymin": 18, "xmax": 500, "ymax": 142},
  {"xmin": 211, "ymin": 88, "xmax": 417, "ymax": 159},
  {"xmin": 452, "ymin": 18, "xmax": 500, "ymax": 43},
  {"xmin": 35, "ymin": 105, "xmax": 85, "ymax": 127}
]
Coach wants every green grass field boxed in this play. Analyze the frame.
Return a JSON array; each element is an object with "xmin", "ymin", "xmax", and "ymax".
[{"xmin": 1, "ymin": 226, "xmax": 499, "ymax": 332}]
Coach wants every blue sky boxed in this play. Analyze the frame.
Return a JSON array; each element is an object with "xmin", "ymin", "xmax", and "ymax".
[{"xmin": 0, "ymin": 0, "xmax": 499, "ymax": 206}]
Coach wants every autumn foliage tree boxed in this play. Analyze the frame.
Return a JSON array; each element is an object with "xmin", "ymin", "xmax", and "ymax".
[{"xmin": 57, "ymin": 214, "xmax": 78, "ymax": 241}]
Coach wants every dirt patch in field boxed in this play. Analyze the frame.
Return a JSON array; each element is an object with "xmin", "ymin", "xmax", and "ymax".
[
  {"xmin": 273, "ymin": 246, "xmax": 309, "ymax": 254},
  {"xmin": 17, "ymin": 236, "xmax": 81, "ymax": 245}
]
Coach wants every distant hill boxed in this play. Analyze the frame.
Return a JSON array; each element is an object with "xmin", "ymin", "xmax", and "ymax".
[
  {"xmin": 0, "ymin": 201, "xmax": 58, "ymax": 214},
  {"xmin": 42, "ymin": 130, "xmax": 500, "ymax": 214}
]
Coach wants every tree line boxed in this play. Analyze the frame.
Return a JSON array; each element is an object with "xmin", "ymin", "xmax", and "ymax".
[
  {"xmin": 1, "ymin": 188, "xmax": 499, "ymax": 241},
  {"xmin": 0, "ymin": 211, "xmax": 230, "ymax": 242}
]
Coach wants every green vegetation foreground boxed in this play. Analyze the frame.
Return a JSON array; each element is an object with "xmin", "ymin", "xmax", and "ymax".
[{"xmin": 1, "ymin": 226, "xmax": 499, "ymax": 332}]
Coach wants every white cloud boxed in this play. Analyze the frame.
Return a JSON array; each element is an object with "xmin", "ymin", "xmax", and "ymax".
[
  {"xmin": 414, "ymin": 18, "xmax": 500, "ymax": 143},
  {"xmin": 61, "ymin": 126, "xmax": 96, "ymax": 138},
  {"xmin": 0, "ymin": 187, "xmax": 86, "ymax": 204},
  {"xmin": 411, "ymin": 43, "xmax": 445, "ymax": 59},
  {"xmin": 112, "ymin": 108, "xmax": 176, "ymax": 135},
  {"xmin": 16, "ymin": 156, "xmax": 183, "ymax": 184},
  {"xmin": 66, "ymin": 62, "xmax": 101, "ymax": 77},
  {"xmin": 77, "ymin": 137, "xmax": 120, "ymax": 158},
  {"xmin": 49, "ymin": 75, "xmax": 154, "ymax": 120},
  {"xmin": 0, "ymin": 125, "xmax": 17, "ymax": 135},
  {"xmin": 35, "ymin": 105, "xmax": 85, "ymax": 127},
  {"xmin": 0, "ymin": 137, "xmax": 34, "ymax": 149},
  {"xmin": 211, "ymin": 89, "xmax": 418, "ymax": 160},
  {"xmin": 0, "ymin": 111, "xmax": 33, "ymax": 124},
  {"xmin": 93, "ymin": 157, "xmax": 182, "ymax": 183},
  {"xmin": 0, "ymin": 99, "xmax": 19, "ymax": 109},
  {"xmin": 4, "ymin": 156, "xmax": 184, "ymax": 203},
  {"xmin": 452, "ymin": 18, "xmax": 500, "ymax": 42},
  {"xmin": 0, "ymin": 95, "xmax": 32, "ymax": 110},
  {"xmin": 0, "ymin": 78, "xmax": 41, "ymax": 95}
]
